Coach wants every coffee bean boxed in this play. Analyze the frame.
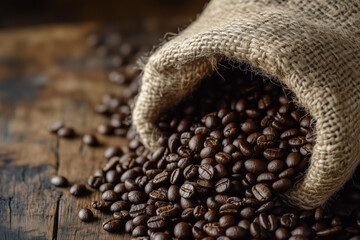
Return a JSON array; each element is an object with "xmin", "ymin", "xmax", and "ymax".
[
  {"xmin": 189, "ymin": 135, "xmax": 205, "ymax": 151},
  {"xmin": 238, "ymin": 138, "xmax": 254, "ymax": 157},
  {"xmin": 102, "ymin": 218, "xmax": 122, "ymax": 232},
  {"xmin": 99, "ymin": 183, "xmax": 114, "ymax": 192},
  {"xmin": 193, "ymin": 205, "xmax": 206, "ymax": 219},
  {"xmin": 128, "ymin": 190, "xmax": 147, "ymax": 204},
  {"xmin": 252, "ymin": 183, "xmax": 272, "ymax": 202},
  {"xmin": 179, "ymin": 183, "xmax": 195, "ymax": 199},
  {"xmin": 156, "ymin": 204, "xmax": 179, "ymax": 218},
  {"xmin": 280, "ymin": 213, "xmax": 298, "ymax": 228},
  {"xmin": 257, "ymin": 172, "xmax": 277, "ymax": 183},
  {"xmin": 70, "ymin": 183, "xmax": 86, "ymax": 196},
  {"xmin": 152, "ymin": 232, "xmax": 172, "ymax": 240},
  {"xmin": 78, "ymin": 208, "xmax": 94, "ymax": 222},
  {"xmin": 51, "ymin": 176, "xmax": 68, "ymax": 187},
  {"xmin": 241, "ymin": 119, "xmax": 259, "ymax": 134},
  {"xmin": 316, "ymin": 226, "xmax": 343, "ymax": 238},
  {"xmin": 147, "ymin": 215, "xmax": 167, "ymax": 229},
  {"xmin": 267, "ymin": 160, "xmax": 286, "ymax": 173},
  {"xmin": 91, "ymin": 200, "xmax": 112, "ymax": 211},
  {"xmin": 204, "ymin": 210, "xmax": 219, "ymax": 222},
  {"xmin": 215, "ymin": 152, "xmax": 232, "ymax": 165},
  {"xmin": 244, "ymin": 159, "xmax": 267, "ymax": 174},
  {"xmin": 104, "ymin": 146, "xmax": 122, "ymax": 159},
  {"xmin": 275, "ymin": 227, "xmax": 291, "ymax": 240},
  {"xmin": 82, "ymin": 134, "xmax": 98, "ymax": 146},
  {"xmin": 133, "ymin": 215, "xmax": 149, "ymax": 226},
  {"xmin": 215, "ymin": 178, "xmax": 231, "ymax": 193},
  {"xmin": 272, "ymin": 178, "xmax": 292, "ymax": 192},
  {"xmin": 132, "ymin": 225, "xmax": 148, "ymax": 237},
  {"xmin": 173, "ymin": 222, "xmax": 192, "ymax": 238},
  {"xmin": 168, "ymin": 133, "xmax": 181, "ymax": 153},
  {"xmin": 149, "ymin": 189, "xmax": 167, "ymax": 201},
  {"xmin": 183, "ymin": 164, "xmax": 198, "ymax": 180},
  {"xmin": 225, "ymin": 226, "xmax": 248, "ymax": 239},
  {"xmin": 203, "ymin": 222, "xmax": 223, "ymax": 237},
  {"xmin": 198, "ymin": 163, "xmax": 215, "ymax": 180},
  {"xmin": 263, "ymin": 148, "xmax": 285, "ymax": 160},
  {"xmin": 153, "ymin": 171, "xmax": 170, "ymax": 187},
  {"xmin": 240, "ymin": 207, "xmax": 255, "ymax": 219},
  {"xmin": 125, "ymin": 219, "xmax": 136, "ymax": 233},
  {"xmin": 129, "ymin": 204, "xmax": 148, "ymax": 218},
  {"xmin": 113, "ymin": 210, "xmax": 129, "ymax": 220},
  {"xmin": 102, "ymin": 190, "xmax": 119, "ymax": 202},
  {"xmin": 57, "ymin": 127, "xmax": 75, "ymax": 138}
]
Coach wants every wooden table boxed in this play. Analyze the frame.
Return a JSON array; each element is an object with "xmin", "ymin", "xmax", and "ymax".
[{"xmin": 0, "ymin": 21, "xmax": 178, "ymax": 240}]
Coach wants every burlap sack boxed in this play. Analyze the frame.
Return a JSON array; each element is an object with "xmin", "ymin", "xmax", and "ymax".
[{"xmin": 132, "ymin": 0, "xmax": 360, "ymax": 209}]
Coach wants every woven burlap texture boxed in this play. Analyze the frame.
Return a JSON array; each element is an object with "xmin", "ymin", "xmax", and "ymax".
[{"xmin": 133, "ymin": 0, "xmax": 360, "ymax": 209}]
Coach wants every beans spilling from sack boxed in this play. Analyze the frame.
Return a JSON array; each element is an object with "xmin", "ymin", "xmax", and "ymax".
[{"xmin": 50, "ymin": 30, "xmax": 360, "ymax": 240}]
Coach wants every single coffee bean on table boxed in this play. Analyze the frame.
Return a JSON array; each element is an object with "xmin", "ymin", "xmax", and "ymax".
[{"xmin": 48, "ymin": 30, "xmax": 360, "ymax": 240}]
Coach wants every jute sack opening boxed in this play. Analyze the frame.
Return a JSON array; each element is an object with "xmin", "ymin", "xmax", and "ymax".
[{"xmin": 133, "ymin": 0, "xmax": 360, "ymax": 209}]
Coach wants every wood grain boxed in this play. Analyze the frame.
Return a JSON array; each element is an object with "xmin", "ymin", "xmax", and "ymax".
[{"xmin": 0, "ymin": 21, "xmax": 173, "ymax": 239}]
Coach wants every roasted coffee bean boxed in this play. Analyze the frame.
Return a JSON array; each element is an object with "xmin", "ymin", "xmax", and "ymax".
[
  {"xmin": 152, "ymin": 232, "xmax": 172, "ymax": 240},
  {"xmin": 240, "ymin": 207, "xmax": 255, "ymax": 219},
  {"xmin": 263, "ymin": 148, "xmax": 285, "ymax": 160},
  {"xmin": 125, "ymin": 219, "xmax": 136, "ymax": 233},
  {"xmin": 267, "ymin": 160, "xmax": 286, "ymax": 173},
  {"xmin": 147, "ymin": 215, "xmax": 167, "ymax": 229},
  {"xmin": 104, "ymin": 146, "xmax": 122, "ymax": 159},
  {"xmin": 275, "ymin": 227, "xmax": 291, "ymax": 240},
  {"xmin": 168, "ymin": 185, "xmax": 180, "ymax": 202},
  {"xmin": 189, "ymin": 135, "xmax": 205, "ymax": 151},
  {"xmin": 219, "ymin": 215, "xmax": 237, "ymax": 228},
  {"xmin": 70, "ymin": 183, "xmax": 86, "ymax": 196},
  {"xmin": 128, "ymin": 190, "xmax": 147, "ymax": 204},
  {"xmin": 272, "ymin": 178, "xmax": 292, "ymax": 192},
  {"xmin": 204, "ymin": 210, "xmax": 219, "ymax": 222},
  {"xmin": 179, "ymin": 183, "xmax": 195, "ymax": 199},
  {"xmin": 316, "ymin": 226, "xmax": 343, "ymax": 238},
  {"xmin": 257, "ymin": 172, "xmax": 277, "ymax": 183},
  {"xmin": 280, "ymin": 213, "xmax": 298, "ymax": 228},
  {"xmin": 129, "ymin": 204, "xmax": 148, "ymax": 218},
  {"xmin": 99, "ymin": 183, "xmax": 114, "ymax": 192},
  {"xmin": 102, "ymin": 190, "xmax": 119, "ymax": 201},
  {"xmin": 82, "ymin": 134, "xmax": 98, "ymax": 146},
  {"xmin": 203, "ymin": 222, "xmax": 223, "ymax": 237},
  {"xmin": 180, "ymin": 197, "xmax": 196, "ymax": 209},
  {"xmin": 173, "ymin": 222, "xmax": 192, "ymax": 238},
  {"xmin": 219, "ymin": 203, "xmax": 239, "ymax": 215},
  {"xmin": 215, "ymin": 178, "xmax": 231, "ymax": 193},
  {"xmin": 168, "ymin": 133, "xmax": 181, "ymax": 153},
  {"xmin": 181, "ymin": 208, "xmax": 195, "ymax": 220},
  {"xmin": 244, "ymin": 159, "xmax": 267, "ymax": 174},
  {"xmin": 57, "ymin": 127, "xmax": 75, "ymax": 138},
  {"xmin": 215, "ymin": 152, "xmax": 232, "ymax": 165},
  {"xmin": 51, "ymin": 176, "xmax": 68, "ymax": 187},
  {"xmin": 149, "ymin": 189, "xmax": 167, "ymax": 201},
  {"xmin": 252, "ymin": 183, "xmax": 272, "ymax": 202},
  {"xmin": 106, "ymin": 170, "xmax": 119, "ymax": 184},
  {"xmin": 91, "ymin": 200, "xmax": 112, "ymax": 211},
  {"xmin": 113, "ymin": 210, "xmax": 129, "ymax": 220},
  {"xmin": 133, "ymin": 215, "xmax": 149, "ymax": 226},
  {"xmin": 132, "ymin": 225, "xmax": 147, "ymax": 237},
  {"xmin": 241, "ymin": 119, "xmax": 259, "ymax": 134},
  {"xmin": 170, "ymin": 168, "xmax": 183, "ymax": 185},
  {"xmin": 102, "ymin": 218, "xmax": 122, "ymax": 232},
  {"xmin": 238, "ymin": 138, "xmax": 254, "ymax": 157},
  {"xmin": 200, "ymin": 146, "xmax": 217, "ymax": 158},
  {"xmin": 198, "ymin": 163, "xmax": 215, "ymax": 180},
  {"xmin": 193, "ymin": 205, "xmax": 206, "ymax": 219},
  {"xmin": 183, "ymin": 164, "xmax": 198, "ymax": 180},
  {"xmin": 224, "ymin": 122, "xmax": 240, "ymax": 138},
  {"xmin": 153, "ymin": 171, "xmax": 170, "ymax": 186},
  {"xmin": 225, "ymin": 226, "xmax": 248, "ymax": 239},
  {"xmin": 156, "ymin": 204, "xmax": 180, "ymax": 218},
  {"xmin": 78, "ymin": 208, "xmax": 94, "ymax": 222}
]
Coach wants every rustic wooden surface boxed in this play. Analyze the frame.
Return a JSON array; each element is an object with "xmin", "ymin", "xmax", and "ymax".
[{"xmin": 0, "ymin": 21, "xmax": 176, "ymax": 240}]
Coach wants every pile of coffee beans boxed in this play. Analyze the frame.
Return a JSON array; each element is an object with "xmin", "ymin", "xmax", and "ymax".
[{"xmin": 49, "ymin": 29, "xmax": 360, "ymax": 240}]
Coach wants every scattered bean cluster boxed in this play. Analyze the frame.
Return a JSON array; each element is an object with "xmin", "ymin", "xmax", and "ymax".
[{"xmin": 50, "ymin": 30, "xmax": 360, "ymax": 240}]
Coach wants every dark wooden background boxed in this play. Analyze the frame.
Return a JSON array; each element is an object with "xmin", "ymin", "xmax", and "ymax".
[{"xmin": 0, "ymin": 1, "xmax": 207, "ymax": 239}]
